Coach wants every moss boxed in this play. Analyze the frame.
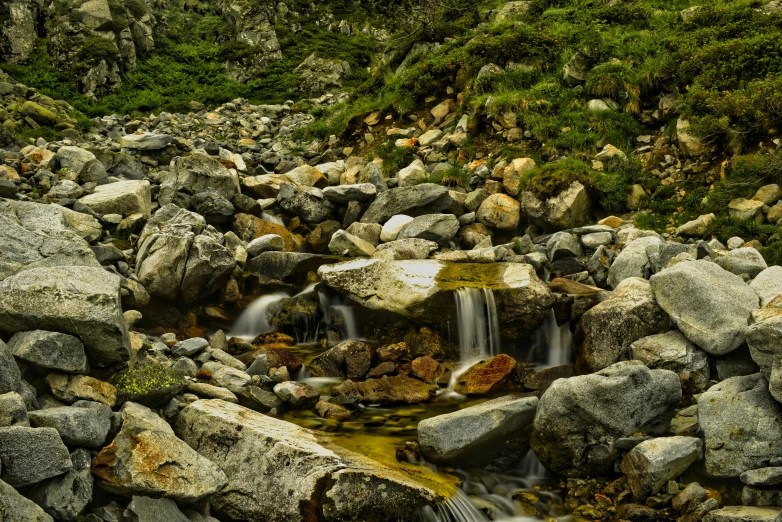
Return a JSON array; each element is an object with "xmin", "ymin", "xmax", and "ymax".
[{"xmin": 112, "ymin": 363, "xmax": 187, "ymax": 407}]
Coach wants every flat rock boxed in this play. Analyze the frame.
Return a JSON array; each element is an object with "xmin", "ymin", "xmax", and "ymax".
[
  {"xmin": 360, "ymin": 184, "xmax": 450, "ymax": 224},
  {"xmin": 79, "ymin": 180, "xmax": 152, "ymax": 217},
  {"xmin": 120, "ymin": 133, "xmax": 173, "ymax": 151},
  {"xmin": 332, "ymin": 375, "xmax": 437, "ymax": 404},
  {"xmin": 621, "ymin": 436, "xmax": 703, "ymax": 497},
  {"xmin": 8, "ymin": 330, "xmax": 88, "ymax": 374},
  {"xmin": 46, "ymin": 374, "xmax": 117, "ymax": 406},
  {"xmin": 28, "ymin": 401, "xmax": 111, "ymax": 448},
  {"xmin": 741, "ymin": 467, "xmax": 782, "ymax": 487},
  {"xmin": 704, "ymin": 506, "xmax": 782, "ymax": 522}
]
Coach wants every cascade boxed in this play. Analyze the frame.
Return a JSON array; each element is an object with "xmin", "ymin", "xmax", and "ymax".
[
  {"xmin": 261, "ymin": 212, "xmax": 285, "ymax": 226},
  {"xmin": 518, "ymin": 451, "xmax": 548, "ymax": 480},
  {"xmin": 229, "ymin": 292, "xmax": 288, "ymax": 340},
  {"xmin": 319, "ymin": 290, "xmax": 362, "ymax": 341},
  {"xmin": 454, "ymin": 288, "xmax": 501, "ymax": 361},
  {"xmin": 406, "ymin": 491, "xmax": 488, "ymax": 522},
  {"xmin": 534, "ymin": 310, "xmax": 573, "ymax": 367}
]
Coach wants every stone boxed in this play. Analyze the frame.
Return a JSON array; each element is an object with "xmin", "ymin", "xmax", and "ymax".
[
  {"xmin": 161, "ymin": 155, "xmax": 240, "ymax": 208},
  {"xmin": 187, "ymin": 383, "xmax": 238, "ymax": 403},
  {"xmin": 125, "ymin": 496, "xmax": 190, "ymax": 522},
  {"xmin": 328, "ymin": 230, "xmax": 376, "ymax": 257},
  {"xmin": 93, "ymin": 402, "xmax": 227, "ymax": 501},
  {"xmin": 332, "ymin": 375, "xmax": 437, "ymax": 405},
  {"xmin": 29, "ymin": 448, "xmax": 93, "ymax": 521},
  {"xmin": 650, "ymin": 260, "xmax": 759, "ymax": 355},
  {"xmin": 751, "ymin": 266, "xmax": 782, "ymax": 307},
  {"xmin": 608, "ymin": 236, "xmax": 664, "ymax": 288},
  {"xmin": 704, "ymin": 507, "xmax": 782, "ymax": 522},
  {"xmin": 582, "ymin": 231, "xmax": 613, "ymax": 249},
  {"xmin": 191, "ymin": 190, "xmax": 235, "ymax": 224},
  {"xmin": 673, "ymin": 482, "xmax": 707, "ymax": 513},
  {"xmin": 476, "ymin": 193, "xmax": 521, "ymax": 230},
  {"xmin": 418, "ymin": 395, "xmax": 538, "ymax": 470},
  {"xmin": 276, "ymin": 183, "xmax": 335, "ymax": 223},
  {"xmin": 345, "ymin": 222, "xmax": 383, "ymax": 246},
  {"xmin": 175, "ymin": 400, "xmax": 437, "ymax": 521},
  {"xmin": 398, "ymin": 214, "xmax": 459, "ymax": 245},
  {"xmin": 46, "ymin": 374, "xmax": 117, "ymax": 406},
  {"xmin": 531, "ymin": 361, "xmax": 681, "ymax": 477},
  {"xmin": 716, "ymin": 247, "xmax": 768, "ymax": 278},
  {"xmin": 21, "ymin": 101, "xmax": 58, "ymax": 126},
  {"xmin": 521, "ymin": 181, "xmax": 593, "ymax": 231},
  {"xmin": 547, "ymin": 231, "xmax": 583, "ymax": 261},
  {"xmin": 381, "ymin": 214, "xmax": 415, "ymax": 242},
  {"xmin": 79, "ymin": 181, "xmax": 153, "ymax": 218},
  {"xmin": 699, "ymin": 374, "xmax": 782, "ymax": 477},
  {"xmin": 750, "ymin": 184, "xmax": 780, "ymax": 207},
  {"xmin": 0, "ymin": 341, "xmax": 21, "ymax": 395},
  {"xmin": 179, "ymin": 235, "xmax": 237, "ymax": 302},
  {"xmin": 233, "ymin": 213, "xmax": 297, "ymax": 251},
  {"xmin": 745, "ymin": 317, "xmax": 782, "ymax": 402},
  {"xmin": 502, "ymin": 158, "xmax": 536, "ymax": 196},
  {"xmin": 677, "ymin": 213, "xmax": 716, "ymax": 237},
  {"xmin": 0, "ymin": 477, "xmax": 54, "ymax": 521},
  {"xmin": 171, "ymin": 337, "xmax": 209, "ymax": 357},
  {"xmin": 73, "ymin": 0, "xmax": 112, "ymax": 30},
  {"xmin": 621, "ymin": 437, "xmax": 703, "ymax": 498},
  {"xmin": 8, "ymin": 330, "xmax": 88, "ymax": 374},
  {"xmin": 373, "ymin": 238, "xmax": 439, "ymax": 260},
  {"xmin": 323, "ymin": 183, "xmax": 377, "ymax": 204},
  {"xmin": 112, "ymin": 364, "xmax": 188, "ymax": 407},
  {"xmin": 0, "ymin": 392, "xmax": 28, "ymax": 427},
  {"xmin": 0, "ymin": 426, "xmax": 72, "ymax": 487},
  {"xmin": 0, "ymin": 267, "xmax": 130, "ymax": 365},
  {"xmin": 730, "ymin": 198, "xmax": 766, "ymax": 222},
  {"xmin": 453, "ymin": 354, "xmax": 517, "ymax": 395},
  {"xmin": 28, "ymin": 401, "xmax": 111, "ymax": 448},
  {"xmin": 677, "ymin": 118, "xmax": 711, "ymax": 158},
  {"xmin": 273, "ymin": 381, "xmax": 320, "ymax": 409},
  {"xmin": 575, "ymin": 278, "xmax": 670, "ymax": 374},
  {"xmin": 120, "ymin": 133, "xmax": 173, "ymax": 151},
  {"xmin": 742, "ymin": 467, "xmax": 782, "ymax": 487},
  {"xmin": 309, "ymin": 340, "xmax": 373, "ymax": 379},
  {"xmin": 246, "ymin": 234, "xmax": 285, "ymax": 257},
  {"xmin": 629, "ymin": 330, "xmax": 710, "ymax": 393},
  {"xmin": 360, "ymin": 184, "xmax": 450, "ymax": 223}
]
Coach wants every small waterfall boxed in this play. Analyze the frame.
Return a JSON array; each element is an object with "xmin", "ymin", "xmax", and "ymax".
[
  {"xmin": 229, "ymin": 292, "xmax": 288, "ymax": 340},
  {"xmin": 406, "ymin": 491, "xmax": 487, "ymax": 522},
  {"xmin": 261, "ymin": 212, "xmax": 285, "ymax": 226},
  {"xmin": 454, "ymin": 288, "xmax": 501, "ymax": 361},
  {"xmin": 518, "ymin": 451, "xmax": 548, "ymax": 480},
  {"xmin": 318, "ymin": 290, "xmax": 362, "ymax": 341},
  {"xmin": 534, "ymin": 310, "xmax": 572, "ymax": 368}
]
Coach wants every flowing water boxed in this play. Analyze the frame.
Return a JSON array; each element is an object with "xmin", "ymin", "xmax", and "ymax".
[
  {"xmin": 318, "ymin": 289, "xmax": 363, "ymax": 341},
  {"xmin": 534, "ymin": 310, "xmax": 573, "ymax": 368},
  {"xmin": 454, "ymin": 288, "xmax": 501, "ymax": 361},
  {"xmin": 229, "ymin": 291, "xmax": 288, "ymax": 340},
  {"xmin": 261, "ymin": 211, "xmax": 285, "ymax": 226}
]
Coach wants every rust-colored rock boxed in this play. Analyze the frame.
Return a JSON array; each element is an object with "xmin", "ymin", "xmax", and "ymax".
[
  {"xmin": 332, "ymin": 375, "xmax": 437, "ymax": 405},
  {"xmin": 46, "ymin": 373, "xmax": 117, "ymax": 406},
  {"xmin": 454, "ymin": 354, "xmax": 517, "ymax": 395},
  {"xmin": 232, "ymin": 213, "xmax": 297, "ymax": 252},
  {"xmin": 411, "ymin": 356, "xmax": 447, "ymax": 384},
  {"xmin": 236, "ymin": 346, "xmax": 302, "ymax": 372}
]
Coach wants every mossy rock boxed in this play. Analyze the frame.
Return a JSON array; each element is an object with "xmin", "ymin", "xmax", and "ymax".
[
  {"xmin": 20, "ymin": 101, "xmax": 58, "ymax": 126},
  {"xmin": 112, "ymin": 363, "xmax": 187, "ymax": 407}
]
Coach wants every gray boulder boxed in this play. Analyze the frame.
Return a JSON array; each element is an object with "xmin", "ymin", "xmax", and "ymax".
[
  {"xmin": 746, "ymin": 316, "xmax": 782, "ymax": 402},
  {"xmin": 276, "ymin": 183, "xmax": 334, "ymax": 223},
  {"xmin": 191, "ymin": 190, "xmax": 235, "ymax": 224},
  {"xmin": 93, "ymin": 402, "xmax": 228, "ymax": 502},
  {"xmin": 28, "ymin": 401, "xmax": 111, "ymax": 448},
  {"xmin": 125, "ymin": 496, "xmax": 190, "ymax": 522},
  {"xmin": 0, "ymin": 426, "xmax": 72, "ymax": 487},
  {"xmin": 29, "ymin": 448, "xmax": 93, "ymax": 522},
  {"xmin": 56, "ymin": 146, "xmax": 107, "ymax": 184},
  {"xmin": 608, "ymin": 236, "xmax": 664, "ymax": 289},
  {"xmin": 0, "ymin": 341, "xmax": 21, "ymax": 395},
  {"xmin": 360, "ymin": 184, "xmax": 450, "ymax": 223},
  {"xmin": 0, "ymin": 267, "xmax": 130, "ymax": 366},
  {"xmin": 716, "ymin": 248, "xmax": 768, "ymax": 278},
  {"xmin": 78, "ymin": 180, "xmax": 152, "ymax": 217},
  {"xmin": 373, "ymin": 238, "xmax": 438, "ymax": 260},
  {"xmin": 629, "ymin": 330, "xmax": 711, "ymax": 393},
  {"xmin": 418, "ymin": 395, "xmax": 538, "ymax": 470},
  {"xmin": 180, "ymin": 235, "xmax": 237, "ymax": 303},
  {"xmin": 246, "ymin": 234, "xmax": 285, "ymax": 257},
  {"xmin": 0, "ymin": 392, "xmax": 28, "ymax": 427},
  {"xmin": 698, "ymin": 374, "xmax": 782, "ymax": 477},
  {"xmin": 328, "ymin": 230, "xmax": 376, "ymax": 257},
  {"xmin": 741, "ymin": 467, "xmax": 782, "ymax": 487},
  {"xmin": 160, "ymin": 154, "xmax": 240, "ymax": 209},
  {"xmin": 751, "ymin": 266, "xmax": 782, "ymax": 307},
  {"xmin": 120, "ymin": 133, "xmax": 173, "ymax": 151},
  {"xmin": 547, "ymin": 231, "xmax": 583, "ymax": 261},
  {"xmin": 531, "ymin": 361, "xmax": 681, "ymax": 477},
  {"xmin": 273, "ymin": 381, "xmax": 320, "ymax": 409},
  {"xmin": 704, "ymin": 506, "xmax": 782, "ymax": 522},
  {"xmin": 621, "ymin": 436, "xmax": 703, "ymax": 497},
  {"xmin": 8, "ymin": 330, "xmax": 88, "ymax": 374},
  {"xmin": 174, "ymin": 399, "xmax": 438, "ymax": 521},
  {"xmin": 0, "ymin": 477, "xmax": 54, "ymax": 521},
  {"xmin": 322, "ymin": 183, "xmax": 377, "ymax": 204},
  {"xmin": 650, "ymin": 260, "xmax": 759, "ymax": 355},
  {"xmin": 398, "ymin": 214, "xmax": 460, "ymax": 245}
]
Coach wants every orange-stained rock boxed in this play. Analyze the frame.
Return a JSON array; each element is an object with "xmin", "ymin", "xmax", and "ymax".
[
  {"xmin": 232, "ymin": 213, "xmax": 297, "ymax": 252},
  {"xmin": 454, "ymin": 354, "xmax": 517, "ymax": 395}
]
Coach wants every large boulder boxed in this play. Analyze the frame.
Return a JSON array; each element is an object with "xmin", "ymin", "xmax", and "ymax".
[
  {"xmin": 360, "ymin": 184, "xmax": 450, "ymax": 223},
  {"xmin": 56, "ymin": 146, "xmax": 108, "ymax": 184},
  {"xmin": 0, "ymin": 426, "xmax": 72, "ymax": 487},
  {"xmin": 160, "ymin": 155, "xmax": 240, "ymax": 209},
  {"xmin": 621, "ymin": 437, "xmax": 703, "ymax": 498},
  {"xmin": 318, "ymin": 259, "xmax": 553, "ymax": 337},
  {"xmin": 698, "ymin": 374, "xmax": 782, "ymax": 477},
  {"xmin": 8, "ymin": 330, "xmax": 88, "ymax": 374},
  {"xmin": 276, "ymin": 183, "xmax": 335, "ymax": 223},
  {"xmin": 29, "ymin": 448, "xmax": 93, "ymax": 522},
  {"xmin": 575, "ymin": 277, "xmax": 669, "ymax": 374},
  {"xmin": 531, "ymin": 361, "xmax": 681, "ymax": 477},
  {"xmin": 418, "ymin": 395, "xmax": 538, "ymax": 470},
  {"xmin": 0, "ymin": 477, "xmax": 54, "ymax": 522},
  {"xmin": 398, "ymin": 214, "xmax": 460, "ymax": 245},
  {"xmin": 751, "ymin": 266, "xmax": 782, "ymax": 307},
  {"xmin": 0, "ymin": 267, "xmax": 130, "ymax": 366},
  {"xmin": 174, "ymin": 399, "xmax": 440, "ymax": 521},
  {"xmin": 93, "ymin": 402, "xmax": 227, "ymax": 501},
  {"xmin": 607, "ymin": 236, "xmax": 664, "ymax": 289},
  {"xmin": 629, "ymin": 330, "xmax": 710, "ymax": 393},
  {"xmin": 650, "ymin": 260, "xmax": 759, "ymax": 355},
  {"xmin": 521, "ymin": 181, "xmax": 593, "ymax": 231},
  {"xmin": 715, "ymin": 248, "xmax": 768, "ymax": 278},
  {"xmin": 28, "ymin": 401, "xmax": 112, "ymax": 448},
  {"xmin": 78, "ymin": 180, "xmax": 152, "ymax": 217},
  {"xmin": 476, "ymin": 193, "xmax": 521, "ymax": 230}
]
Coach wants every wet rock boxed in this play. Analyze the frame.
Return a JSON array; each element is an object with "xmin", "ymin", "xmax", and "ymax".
[
  {"xmin": 29, "ymin": 448, "xmax": 93, "ymax": 521},
  {"xmin": 93, "ymin": 402, "xmax": 227, "ymax": 501},
  {"xmin": 332, "ymin": 375, "xmax": 437, "ymax": 405},
  {"xmin": 238, "ymin": 386, "xmax": 284, "ymax": 414},
  {"xmin": 453, "ymin": 354, "xmax": 516, "ymax": 395},
  {"xmin": 411, "ymin": 356, "xmax": 447, "ymax": 384},
  {"xmin": 46, "ymin": 374, "xmax": 116, "ymax": 406},
  {"xmin": 531, "ymin": 361, "xmax": 681, "ymax": 477},
  {"xmin": 0, "ymin": 477, "xmax": 54, "ymax": 522},
  {"xmin": 630, "ymin": 330, "xmax": 710, "ymax": 393},
  {"xmin": 174, "ymin": 399, "xmax": 438, "ymax": 521},
  {"xmin": 360, "ymin": 184, "xmax": 450, "ymax": 223},
  {"xmin": 79, "ymin": 180, "xmax": 152, "ymax": 217},
  {"xmin": 8, "ymin": 330, "xmax": 88, "ymax": 374},
  {"xmin": 698, "ymin": 374, "xmax": 782, "ymax": 478},
  {"xmin": 309, "ymin": 340, "xmax": 373, "ymax": 379},
  {"xmin": 273, "ymin": 381, "xmax": 320, "ymax": 409},
  {"xmin": 233, "ymin": 213, "xmax": 297, "ymax": 252},
  {"xmin": 704, "ymin": 506, "xmax": 782, "ymax": 522},
  {"xmin": 246, "ymin": 251, "xmax": 341, "ymax": 285},
  {"xmin": 575, "ymin": 277, "xmax": 669, "ymax": 374},
  {"xmin": 315, "ymin": 401, "xmax": 357, "ymax": 421},
  {"xmin": 0, "ymin": 426, "xmax": 72, "ymax": 487},
  {"xmin": 418, "ymin": 395, "xmax": 538, "ymax": 470},
  {"xmin": 621, "ymin": 437, "xmax": 703, "ymax": 497},
  {"xmin": 650, "ymin": 260, "xmax": 759, "ymax": 355},
  {"xmin": 0, "ymin": 266, "xmax": 130, "ymax": 366},
  {"xmin": 28, "ymin": 401, "xmax": 111, "ymax": 448}
]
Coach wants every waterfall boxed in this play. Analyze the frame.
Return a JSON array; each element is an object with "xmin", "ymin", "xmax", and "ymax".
[
  {"xmin": 454, "ymin": 288, "xmax": 501, "ymax": 361},
  {"xmin": 518, "ymin": 451, "xmax": 548, "ymax": 480},
  {"xmin": 229, "ymin": 292, "xmax": 288, "ymax": 340},
  {"xmin": 318, "ymin": 290, "xmax": 362, "ymax": 341},
  {"xmin": 405, "ymin": 491, "xmax": 488, "ymax": 522},
  {"xmin": 534, "ymin": 310, "xmax": 573, "ymax": 367},
  {"xmin": 261, "ymin": 212, "xmax": 285, "ymax": 226}
]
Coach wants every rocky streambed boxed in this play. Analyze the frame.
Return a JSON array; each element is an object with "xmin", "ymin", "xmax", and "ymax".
[{"xmin": 2, "ymin": 72, "xmax": 782, "ymax": 522}]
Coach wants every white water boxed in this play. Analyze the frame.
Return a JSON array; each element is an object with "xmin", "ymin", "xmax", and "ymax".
[
  {"xmin": 319, "ymin": 290, "xmax": 362, "ymax": 341},
  {"xmin": 454, "ymin": 288, "xmax": 501, "ymax": 361},
  {"xmin": 406, "ymin": 489, "xmax": 547, "ymax": 522},
  {"xmin": 518, "ymin": 451, "xmax": 548, "ymax": 480},
  {"xmin": 533, "ymin": 310, "xmax": 573, "ymax": 368},
  {"xmin": 261, "ymin": 212, "xmax": 285, "ymax": 226},
  {"xmin": 229, "ymin": 292, "xmax": 288, "ymax": 340}
]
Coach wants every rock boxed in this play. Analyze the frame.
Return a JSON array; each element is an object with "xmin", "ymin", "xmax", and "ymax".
[
  {"xmin": 521, "ymin": 181, "xmax": 593, "ymax": 231},
  {"xmin": 93, "ymin": 402, "xmax": 228, "ymax": 501},
  {"xmin": 742, "ymin": 467, "xmax": 782, "ymax": 487},
  {"xmin": 753, "ymin": 184, "xmax": 782, "ymax": 206},
  {"xmin": 630, "ymin": 330, "xmax": 710, "ymax": 393},
  {"xmin": 179, "ymin": 235, "xmax": 237, "ymax": 302},
  {"xmin": 172, "ymin": 337, "xmax": 209, "ymax": 357},
  {"xmin": 575, "ymin": 278, "xmax": 670, "ymax": 374},
  {"xmin": 120, "ymin": 133, "xmax": 173, "ymax": 151},
  {"xmin": 346, "ymin": 222, "xmax": 383, "ymax": 246},
  {"xmin": 55, "ymin": 146, "xmax": 108, "ymax": 184},
  {"xmin": 112, "ymin": 364, "xmax": 187, "ymax": 407},
  {"xmin": 125, "ymin": 496, "xmax": 190, "ymax": 521},
  {"xmin": 621, "ymin": 437, "xmax": 703, "ymax": 498},
  {"xmin": 0, "ymin": 392, "xmax": 28, "ymax": 427},
  {"xmin": 453, "ymin": 354, "xmax": 516, "ymax": 395},
  {"xmin": 49, "ymin": 180, "xmax": 83, "ymax": 199},
  {"xmin": 649, "ymin": 260, "xmax": 759, "ymax": 355},
  {"xmin": 716, "ymin": 248, "xmax": 768, "ymax": 278},
  {"xmin": 501, "ymin": 158, "xmax": 536, "ymax": 196},
  {"xmin": 46, "ymin": 374, "xmax": 117, "ymax": 406},
  {"xmin": 374, "ymin": 238, "xmax": 439, "ymax": 260},
  {"xmin": 79, "ymin": 180, "xmax": 153, "ymax": 218},
  {"xmin": 476, "ymin": 193, "xmax": 520, "ymax": 230},
  {"xmin": 29, "ymin": 448, "xmax": 93, "ymax": 521},
  {"xmin": 0, "ymin": 426, "xmax": 72, "ymax": 487},
  {"xmin": 28, "ymin": 401, "xmax": 111, "ymax": 448},
  {"xmin": 608, "ymin": 236, "xmax": 664, "ymax": 288},
  {"xmin": 381, "ymin": 214, "xmax": 415, "ymax": 242},
  {"xmin": 309, "ymin": 340, "xmax": 373, "ymax": 379},
  {"xmin": 531, "ymin": 361, "xmax": 681, "ymax": 477},
  {"xmin": 191, "ymin": 190, "xmax": 235, "ymax": 224},
  {"xmin": 582, "ymin": 231, "xmax": 613, "ymax": 249},
  {"xmin": 187, "ymin": 383, "xmax": 238, "ymax": 403},
  {"xmin": 20, "ymin": 101, "xmax": 58, "ymax": 127},
  {"xmin": 677, "ymin": 213, "xmax": 716, "ymax": 237},
  {"xmin": 323, "ymin": 183, "xmax": 377, "ymax": 204},
  {"xmin": 587, "ymin": 99, "xmax": 616, "ymax": 111},
  {"xmin": 398, "ymin": 214, "xmax": 460, "ymax": 245},
  {"xmin": 233, "ymin": 213, "xmax": 297, "ymax": 251},
  {"xmin": 746, "ymin": 318, "xmax": 782, "ymax": 402},
  {"xmin": 161, "ymin": 155, "xmax": 240, "ymax": 209},
  {"xmin": 563, "ymin": 52, "xmax": 589, "ymax": 86},
  {"xmin": 8, "ymin": 330, "xmax": 88, "ymax": 374},
  {"xmin": 704, "ymin": 507, "xmax": 782, "ymax": 522},
  {"xmin": 276, "ymin": 183, "xmax": 335, "ymax": 223},
  {"xmin": 0, "ymin": 341, "xmax": 21, "ymax": 395},
  {"xmin": 73, "ymin": 0, "xmax": 112, "ymax": 30},
  {"xmin": 699, "ymin": 374, "xmax": 782, "ymax": 477},
  {"xmin": 246, "ymin": 234, "xmax": 285, "ymax": 256},
  {"xmin": 332, "ymin": 375, "xmax": 437, "ymax": 404},
  {"xmin": 273, "ymin": 381, "xmax": 320, "ymax": 409},
  {"xmin": 729, "ymin": 198, "xmax": 766, "ymax": 222},
  {"xmin": 418, "ymin": 395, "xmax": 538, "ymax": 470},
  {"xmin": 246, "ymin": 252, "xmax": 341, "ymax": 286},
  {"xmin": 547, "ymin": 231, "xmax": 583, "ymax": 261},
  {"xmin": 677, "ymin": 119, "xmax": 711, "ymax": 158},
  {"xmin": 673, "ymin": 482, "xmax": 707, "ymax": 512},
  {"xmin": 0, "ymin": 267, "xmax": 130, "ymax": 365},
  {"xmin": 0, "ymin": 477, "xmax": 54, "ymax": 522},
  {"xmin": 328, "ymin": 229, "xmax": 376, "ymax": 257},
  {"xmin": 751, "ymin": 266, "xmax": 782, "ymax": 307},
  {"xmin": 360, "ymin": 184, "xmax": 450, "ymax": 223},
  {"xmin": 174, "ymin": 400, "xmax": 438, "ymax": 521}
]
